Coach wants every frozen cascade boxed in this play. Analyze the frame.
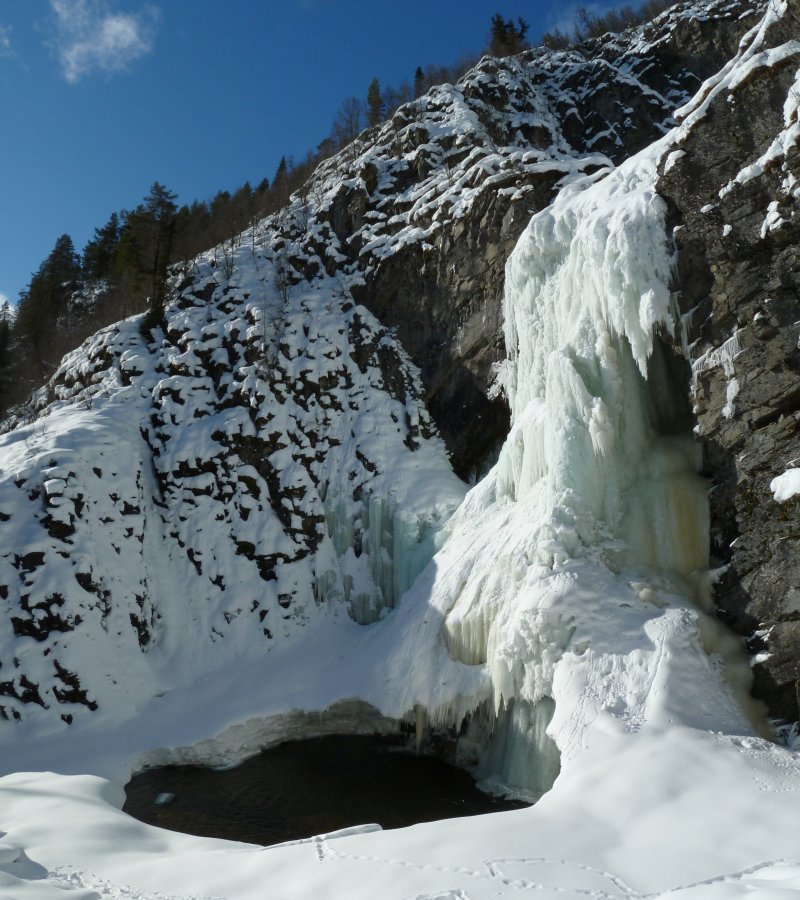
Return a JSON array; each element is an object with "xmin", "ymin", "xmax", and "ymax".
[
  {"xmin": 317, "ymin": 492, "xmax": 443, "ymax": 625},
  {"xmin": 475, "ymin": 698, "xmax": 561, "ymax": 800},
  {"xmin": 443, "ymin": 151, "xmax": 701, "ymax": 681},
  {"xmin": 385, "ymin": 143, "xmax": 760, "ymax": 800}
]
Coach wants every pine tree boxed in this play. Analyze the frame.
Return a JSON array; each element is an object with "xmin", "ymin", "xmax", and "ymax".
[
  {"xmin": 271, "ymin": 156, "xmax": 291, "ymax": 206},
  {"xmin": 13, "ymin": 234, "xmax": 82, "ymax": 385},
  {"xmin": 413, "ymin": 66, "xmax": 425, "ymax": 99},
  {"xmin": 367, "ymin": 77, "xmax": 383, "ymax": 127},
  {"xmin": 489, "ymin": 14, "xmax": 529, "ymax": 56},
  {"xmin": 273, "ymin": 156, "xmax": 288, "ymax": 186},
  {"xmin": 0, "ymin": 301, "xmax": 12, "ymax": 415},
  {"xmin": 145, "ymin": 182, "xmax": 177, "ymax": 330},
  {"xmin": 119, "ymin": 182, "xmax": 178, "ymax": 335},
  {"xmin": 82, "ymin": 212, "xmax": 121, "ymax": 281},
  {"xmin": 17, "ymin": 234, "xmax": 81, "ymax": 329}
]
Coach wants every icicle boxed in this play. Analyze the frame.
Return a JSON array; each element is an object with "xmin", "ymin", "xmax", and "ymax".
[
  {"xmin": 414, "ymin": 704, "xmax": 426, "ymax": 753},
  {"xmin": 691, "ymin": 328, "xmax": 743, "ymax": 385}
]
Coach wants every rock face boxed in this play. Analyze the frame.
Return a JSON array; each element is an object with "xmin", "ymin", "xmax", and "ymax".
[
  {"xmin": 658, "ymin": 1, "xmax": 800, "ymax": 723},
  {"xmin": 255, "ymin": 0, "xmax": 760, "ymax": 478}
]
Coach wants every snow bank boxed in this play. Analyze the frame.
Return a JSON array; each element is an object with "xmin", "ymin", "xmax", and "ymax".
[{"xmin": 770, "ymin": 467, "xmax": 800, "ymax": 502}]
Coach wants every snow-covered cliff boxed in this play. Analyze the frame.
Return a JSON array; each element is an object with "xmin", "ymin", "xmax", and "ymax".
[
  {"xmin": 1, "ymin": 0, "xmax": 800, "ymax": 897},
  {"xmin": 0, "ymin": 260, "xmax": 467, "ymax": 726}
]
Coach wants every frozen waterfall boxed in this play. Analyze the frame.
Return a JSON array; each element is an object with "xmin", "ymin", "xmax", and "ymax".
[
  {"xmin": 383, "ymin": 143, "xmax": 761, "ymax": 800},
  {"xmin": 497, "ymin": 158, "xmax": 706, "ymax": 584}
]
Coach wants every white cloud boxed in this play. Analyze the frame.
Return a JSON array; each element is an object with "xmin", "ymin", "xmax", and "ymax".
[
  {"xmin": 50, "ymin": 0, "xmax": 159, "ymax": 84},
  {"xmin": 0, "ymin": 24, "xmax": 13, "ymax": 58}
]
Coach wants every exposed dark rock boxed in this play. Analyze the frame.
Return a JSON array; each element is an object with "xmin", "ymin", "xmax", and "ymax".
[
  {"xmin": 658, "ymin": 0, "xmax": 800, "ymax": 723},
  {"xmin": 11, "ymin": 591, "xmax": 79, "ymax": 642},
  {"xmin": 52, "ymin": 660, "xmax": 98, "ymax": 711},
  {"xmin": 0, "ymin": 675, "xmax": 47, "ymax": 708},
  {"xmin": 13, "ymin": 552, "xmax": 45, "ymax": 574}
]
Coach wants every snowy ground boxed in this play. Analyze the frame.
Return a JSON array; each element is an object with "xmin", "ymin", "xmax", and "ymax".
[
  {"xmin": 1, "ymin": 593, "xmax": 799, "ymax": 900},
  {"xmin": 1, "ymin": 2, "xmax": 800, "ymax": 898},
  {"xmin": 1, "ymin": 688, "xmax": 799, "ymax": 899}
]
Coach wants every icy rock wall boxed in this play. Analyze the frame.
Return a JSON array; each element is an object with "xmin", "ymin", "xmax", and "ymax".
[{"xmin": 657, "ymin": 0, "xmax": 800, "ymax": 724}]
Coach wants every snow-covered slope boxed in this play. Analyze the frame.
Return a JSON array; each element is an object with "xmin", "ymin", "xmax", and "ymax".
[
  {"xmin": 0, "ymin": 257, "xmax": 466, "ymax": 727},
  {"xmin": 2, "ymin": 1, "xmax": 800, "ymax": 898}
]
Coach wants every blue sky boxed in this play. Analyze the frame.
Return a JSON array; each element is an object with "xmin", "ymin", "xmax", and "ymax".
[{"xmin": 0, "ymin": 0, "xmax": 604, "ymax": 306}]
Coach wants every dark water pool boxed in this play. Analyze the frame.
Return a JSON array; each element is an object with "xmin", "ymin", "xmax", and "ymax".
[{"xmin": 124, "ymin": 734, "xmax": 527, "ymax": 846}]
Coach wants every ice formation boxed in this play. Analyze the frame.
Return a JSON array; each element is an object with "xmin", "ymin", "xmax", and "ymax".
[
  {"xmin": 372, "ymin": 9, "xmax": 800, "ymax": 801},
  {"xmin": 690, "ymin": 328, "xmax": 744, "ymax": 419},
  {"xmin": 373, "ymin": 139, "xmax": 760, "ymax": 800}
]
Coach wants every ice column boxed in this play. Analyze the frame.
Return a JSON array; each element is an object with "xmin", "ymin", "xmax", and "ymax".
[{"xmin": 433, "ymin": 150, "xmax": 711, "ymax": 796}]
